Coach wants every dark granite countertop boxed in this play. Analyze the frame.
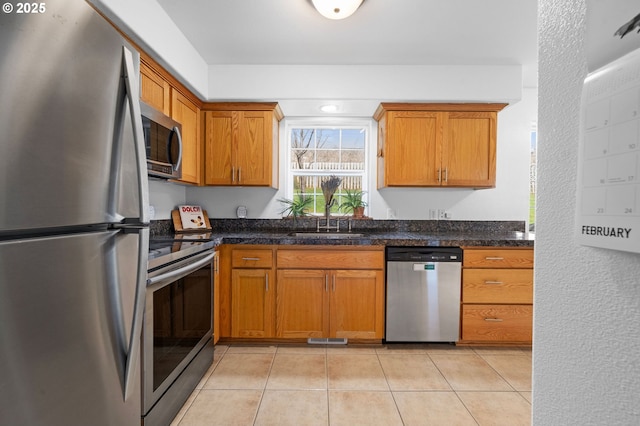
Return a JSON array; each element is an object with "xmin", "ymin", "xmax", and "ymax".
[{"xmin": 150, "ymin": 219, "xmax": 534, "ymax": 248}]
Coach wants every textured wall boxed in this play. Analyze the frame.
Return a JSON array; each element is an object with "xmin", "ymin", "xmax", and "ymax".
[{"xmin": 535, "ymin": 0, "xmax": 640, "ymax": 424}]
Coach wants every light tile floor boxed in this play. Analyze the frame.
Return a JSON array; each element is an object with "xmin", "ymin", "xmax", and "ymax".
[{"xmin": 171, "ymin": 343, "xmax": 532, "ymax": 426}]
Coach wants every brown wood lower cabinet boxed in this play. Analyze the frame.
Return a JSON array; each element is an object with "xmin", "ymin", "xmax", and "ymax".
[
  {"xmin": 461, "ymin": 304, "xmax": 533, "ymax": 342},
  {"xmin": 230, "ymin": 248, "xmax": 275, "ymax": 338},
  {"xmin": 460, "ymin": 247, "xmax": 534, "ymax": 345},
  {"xmin": 276, "ymin": 248, "xmax": 385, "ymax": 340},
  {"xmin": 276, "ymin": 269, "xmax": 328, "ymax": 338},
  {"xmin": 219, "ymin": 245, "xmax": 385, "ymax": 342},
  {"xmin": 276, "ymin": 268, "xmax": 384, "ymax": 339}
]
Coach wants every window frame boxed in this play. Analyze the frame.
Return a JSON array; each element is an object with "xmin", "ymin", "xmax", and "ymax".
[{"xmin": 283, "ymin": 117, "xmax": 372, "ymax": 216}]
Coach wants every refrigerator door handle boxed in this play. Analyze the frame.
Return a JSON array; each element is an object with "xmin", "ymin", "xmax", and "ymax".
[
  {"xmin": 123, "ymin": 227, "xmax": 149, "ymax": 399},
  {"xmin": 122, "ymin": 46, "xmax": 150, "ymax": 224}
]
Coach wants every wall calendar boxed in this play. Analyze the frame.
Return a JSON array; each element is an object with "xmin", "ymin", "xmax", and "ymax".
[{"xmin": 577, "ymin": 47, "xmax": 640, "ymax": 254}]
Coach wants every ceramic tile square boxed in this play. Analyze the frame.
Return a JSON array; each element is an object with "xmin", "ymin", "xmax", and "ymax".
[
  {"xmin": 327, "ymin": 353, "xmax": 388, "ymax": 390},
  {"xmin": 457, "ymin": 391, "xmax": 532, "ymax": 426},
  {"xmin": 226, "ymin": 345, "xmax": 278, "ymax": 354},
  {"xmin": 473, "ymin": 346, "xmax": 529, "ymax": 356},
  {"xmin": 254, "ymin": 390, "xmax": 328, "ymax": 426},
  {"xmin": 329, "ymin": 391, "xmax": 403, "ymax": 426},
  {"xmin": 277, "ymin": 345, "xmax": 327, "ymax": 354},
  {"xmin": 378, "ymin": 354, "xmax": 451, "ymax": 391},
  {"xmin": 481, "ymin": 354, "xmax": 532, "ymax": 391},
  {"xmin": 393, "ymin": 391, "xmax": 477, "ymax": 425},
  {"xmin": 376, "ymin": 344, "xmax": 430, "ymax": 354},
  {"xmin": 326, "ymin": 345, "xmax": 379, "ymax": 354},
  {"xmin": 203, "ymin": 353, "xmax": 274, "ymax": 389},
  {"xmin": 176, "ymin": 389, "xmax": 262, "ymax": 425},
  {"xmin": 267, "ymin": 353, "xmax": 327, "ymax": 390},
  {"xmin": 430, "ymin": 354, "xmax": 513, "ymax": 391},
  {"xmin": 423, "ymin": 343, "xmax": 474, "ymax": 354}
]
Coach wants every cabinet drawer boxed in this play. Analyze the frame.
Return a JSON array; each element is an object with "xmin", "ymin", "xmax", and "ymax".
[
  {"xmin": 461, "ymin": 304, "xmax": 532, "ymax": 343},
  {"xmin": 463, "ymin": 249, "xmax": 533, "ymax": 268},
  {"xmin": 232, "ymin": 249, "xmax": 273, "ymax": 268},
  {"xmin": 462, "ymin": 269, "xmax": 533, "ymax": 304},
  {"xmin": 277, "ymin": 249, "xmax": 384, "ymax": 270}
]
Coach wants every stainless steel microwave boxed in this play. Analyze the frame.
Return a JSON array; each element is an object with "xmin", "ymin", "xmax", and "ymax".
[{"xmin": 140, "ymin": 101, "xmax": 182, "ymax": 179}]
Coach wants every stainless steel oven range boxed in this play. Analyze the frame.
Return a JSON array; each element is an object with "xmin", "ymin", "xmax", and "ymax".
[{"xmin": 143, "ymin": 239, "xmax": 216, "ymax": 426}]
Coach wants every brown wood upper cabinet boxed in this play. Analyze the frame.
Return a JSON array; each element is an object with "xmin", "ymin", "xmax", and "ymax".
[
  {"xmin": 139, "ymin": 57, "xmax": 202, "ymax": 185},
  {"xmin": 374, "ymin": 103, "xmax": 507, "ymax": 189},
  {"xmin": 203, "ymin": 103, "xmax": 283, "ymax": 188}
]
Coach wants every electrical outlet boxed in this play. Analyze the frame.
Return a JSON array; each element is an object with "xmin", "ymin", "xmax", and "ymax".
[
  {"xmin": 148, "ymin": 205, "xmax": 155, "ymax": 220},
  {"xmin": 438, "ymin": 209, "xmax": 446, "ymax": 220}
]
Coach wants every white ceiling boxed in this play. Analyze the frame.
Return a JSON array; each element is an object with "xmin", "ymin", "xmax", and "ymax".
[{"xmin": 155, "ymin": 0, "xmax": 537, "ymax": 114}]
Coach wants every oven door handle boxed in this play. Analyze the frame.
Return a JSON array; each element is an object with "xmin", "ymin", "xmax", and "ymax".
[{"xmin": 148, "ymin": 250, "xmax": 215, "ymax": 288}]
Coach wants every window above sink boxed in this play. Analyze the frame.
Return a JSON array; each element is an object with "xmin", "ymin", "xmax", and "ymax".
[{"xmin": 284, "ymin": 118, "xmax": 371, "ymax": 217}]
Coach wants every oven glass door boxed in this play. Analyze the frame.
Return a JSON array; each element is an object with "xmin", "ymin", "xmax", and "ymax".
[{"xmin": 144, "ymin": 250, "xmax": 213, "ymax": 412}]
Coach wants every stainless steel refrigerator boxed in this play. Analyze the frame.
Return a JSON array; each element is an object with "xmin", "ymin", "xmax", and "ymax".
[{"xmin": 0, "ymin": 1, "xmax": 149, "ymax": 424}]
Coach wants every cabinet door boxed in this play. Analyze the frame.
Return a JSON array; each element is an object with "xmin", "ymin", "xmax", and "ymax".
[
  {"xmin": 276, "ymin": 269, "xmax": 329, "ymax": 338},
  {"xmin": 444, "ymin": 112, "xmax": 496, "ymax": 187},
  {"xmin": 140, "ymin": 61, "xmax": 170, "ymax": 115},
  {"xmin": 330, "ymin": 269, "xmax": 385, "ymax": 339},
  {"xmin": 236, "ymin": 111, "xmax": 273, "ymax": 186},
  {"xmin": 204, "ymin": 111, "xmax": 234, "ymax": 185},
  {"xmin": 172, "ymin": 90, "xmax": 201, "ymax": 184},
  {"xmin": 231, "ymin": 268, "xmax": 274, "ymax": 337},
  {"xmin": 385, "ymin": 111, "xmax": 442, "ymax": 186}
]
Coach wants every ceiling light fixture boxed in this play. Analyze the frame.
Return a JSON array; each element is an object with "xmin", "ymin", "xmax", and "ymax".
[
  {"xmin": 311, "ymin": 0, "xmax": 364, "ymax": 20},
  {"xmin": 320, "ymin": 104, "xmax": 339, "ymax": 113}
]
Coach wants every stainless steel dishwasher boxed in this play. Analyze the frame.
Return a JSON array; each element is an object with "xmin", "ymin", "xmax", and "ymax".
[{"xmin": 385, "ymin": 247, "xmax": 463, "ymax": 342}]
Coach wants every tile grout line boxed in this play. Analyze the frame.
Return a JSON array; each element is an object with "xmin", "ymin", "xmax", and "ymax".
[
  {"xmin": 175, "ymin": 344, "xmax": 230, "ymax": 425},
  {"xmin": 325, "ymin": 349, "xmax": 330, "ymax": 425},
  {"xmin": 426, "ymin": 351, "xmax": 482, "ymax": 425},
  {"xmin": 251, "ymin": 348, "xmax": 277, "ymax": 426},
  {"xmin": 374, "ymin": 349, "xmax": 406, "ymax": 425}
]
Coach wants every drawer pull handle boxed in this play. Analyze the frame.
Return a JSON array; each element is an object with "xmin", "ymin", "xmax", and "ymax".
[
  {"xmin": 485, "ymin": 257, "xmax": 504, "ymax": 260},
  {"xmin": 484, "ymin": 318, "xmax": 504, "ymax": 322},
  {"xmin": 484, "ymin": 281, "xmax": 503, "ymax": 285},
  {"xmin": 242, "ymin": 257, "xmax": 261, "ymax": 261}
]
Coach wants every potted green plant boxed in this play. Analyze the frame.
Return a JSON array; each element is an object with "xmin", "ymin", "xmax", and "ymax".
[
  {"xmin": 339, "ymin": 189, "xmax": 368, "ymax": 218},
  {"xmin": 278, "ymin": 196, "xmax": 313, "ymax": 219}
]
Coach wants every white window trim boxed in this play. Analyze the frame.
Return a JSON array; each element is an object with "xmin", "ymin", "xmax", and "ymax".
[{"xmin": 283, "ymin": 117, "xmax": 372, "ymax": 207}]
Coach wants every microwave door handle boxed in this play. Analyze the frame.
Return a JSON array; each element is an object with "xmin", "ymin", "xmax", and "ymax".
[
  {"xmin": 170, "ymin": 126, "xmax": 183, "ymax": 174},
  {"xmin": 122, "ymin": 46, "xmax": 150, "ymax": 224}
]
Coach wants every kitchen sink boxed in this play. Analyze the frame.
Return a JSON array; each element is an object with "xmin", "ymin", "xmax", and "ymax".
[{"xmin": 290, "ymin": 232, "xmax": 365, "ymax": 239}]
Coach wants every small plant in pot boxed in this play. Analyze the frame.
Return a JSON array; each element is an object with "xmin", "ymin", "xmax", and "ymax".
[
  {"xmin": 339, "ymin": 189, "xmax": 368, "ymax": 218},
  {"xmin": 278, "ymin": 196, "xmax": 313, "ymax": 219}
]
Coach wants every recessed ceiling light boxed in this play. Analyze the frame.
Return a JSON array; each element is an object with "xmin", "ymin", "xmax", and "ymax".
[{"xmin": 320, "ymin": 104, "xmax": 339, "ymax": 113}]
